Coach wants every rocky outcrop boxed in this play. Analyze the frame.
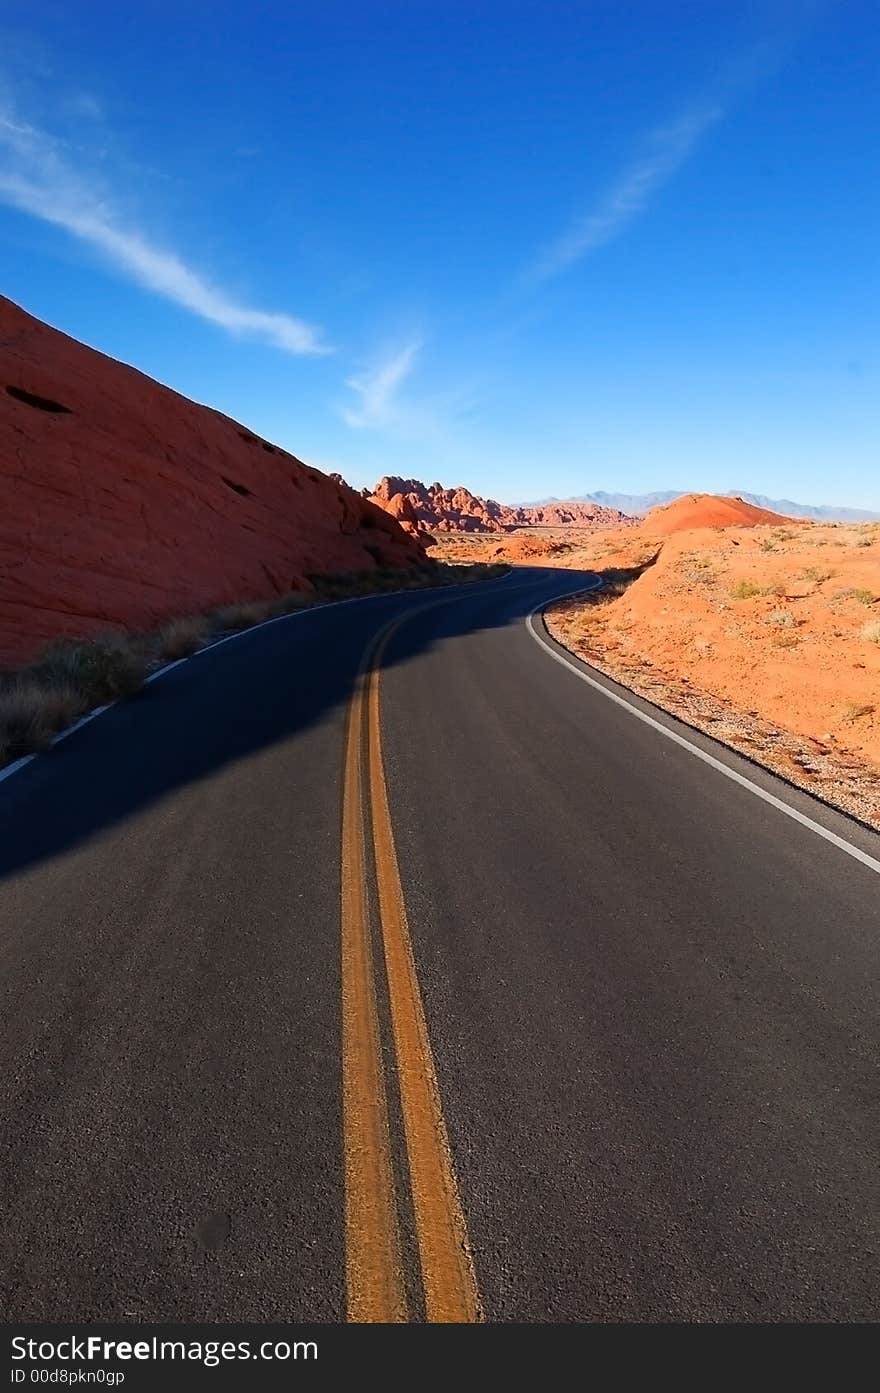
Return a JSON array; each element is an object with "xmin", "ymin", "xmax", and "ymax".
[
  {"xmin": 519, "ymin": 500, "xmax": 634, "ymax": 528},
  {"xmin": 0, "ymin": 295, "xmax": 425, "ymax": 666},
  {"xmin": 368, "ymin": 476, "xmax": 630, "ymax": 536}
]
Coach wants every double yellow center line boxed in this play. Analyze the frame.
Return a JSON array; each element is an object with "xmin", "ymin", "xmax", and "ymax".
[{"xmin": 340, "ymin": 612, "xmax": 482, "ymax": 1323}]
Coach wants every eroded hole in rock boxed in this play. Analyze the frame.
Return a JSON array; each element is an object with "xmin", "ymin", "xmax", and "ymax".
[
  {"xmin": 6, "ymin": 385, "xmax": 72, "ymax": 413},
  {"xmin": 221, "ymin": 476, "xmax": 252, "ymax": 497}
]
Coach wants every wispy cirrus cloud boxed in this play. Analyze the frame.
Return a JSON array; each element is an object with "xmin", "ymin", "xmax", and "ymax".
[
  {"xmin": 531, "ymin": 101, "xmax": 724, "ymax": 282},
  {"xmin": 527, "ymin": 31, "xmax": 799, "ymax": 285},
  {"xmin": 0, "ymin": 111, "xmax": 327, "ymax": 354},
  {"xmin": 341, "ymin": 339, "xmax": 422, "ymax": 429}
]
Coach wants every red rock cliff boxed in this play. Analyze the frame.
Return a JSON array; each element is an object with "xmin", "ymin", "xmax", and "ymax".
[
  {"xmin": 368, "ymin": 476, "xmax": 631, "ymax": 535},
  {"xmin": 0, "ymin": 295, "xmax": 425, "ymax": 666}
]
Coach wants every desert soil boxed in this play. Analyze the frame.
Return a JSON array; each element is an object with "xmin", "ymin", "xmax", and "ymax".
[{"xmin": 431, "ymin": 512, "xmax": 880, "ymax": 829}]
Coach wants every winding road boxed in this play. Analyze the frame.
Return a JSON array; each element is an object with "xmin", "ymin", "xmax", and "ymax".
[{"xmin": 1, "ymin": 568, "xmax": 878, "ymax": 1322}]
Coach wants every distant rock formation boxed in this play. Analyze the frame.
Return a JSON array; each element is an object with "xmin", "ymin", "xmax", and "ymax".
[
  {"xmin": 368, "ymin": 476, "xmax": 631, "ymax": 538},
  {"xmin": 0, "ymin": 295, "xmax": 425, "ymax": 666}
]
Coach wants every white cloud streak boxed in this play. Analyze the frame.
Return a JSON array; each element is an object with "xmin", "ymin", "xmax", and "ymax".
[
  {"xmin": 531, "ymin": 102, "xmax": 724, "ymax": 281},
  {"xmin": 0, "ymin": 112, "xmax": 327, "ymax": 354},
  {"xmin": 341, "ymin": 340, "xmax": 421, "ymax": 429}
]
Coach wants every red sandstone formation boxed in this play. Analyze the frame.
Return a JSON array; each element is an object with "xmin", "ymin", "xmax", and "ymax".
[
  {"xmin": 368, "ymin": 476, "xmax": 630, "ymax": 536},
  {"xmin": 0, "ymin": 295, "xmax": 425, "ymax": 666},
  {"xmin": 639, "ymin": 493, "xmax": 791, "ymax": 535},
  {"xmin": 519, "ymin": 500, "xmax": 635, "ymax": 528}
]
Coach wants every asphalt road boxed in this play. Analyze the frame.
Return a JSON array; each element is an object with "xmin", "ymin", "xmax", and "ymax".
[{"xmin": 0, "ymin": 568, "xmax": 878, "ymax": 1323}]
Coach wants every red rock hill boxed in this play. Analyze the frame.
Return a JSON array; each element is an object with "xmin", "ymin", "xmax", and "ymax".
[
  {"xmin": 0, "ymin": 295, "xmax": 424, "ymax": 666},
  {"xmin": 640, "ymin": 492, "xmax": 792, "ymax": 536},
  {"xmin": 367, "ymin": 476, "xmax": 630, "ymax": 536}
]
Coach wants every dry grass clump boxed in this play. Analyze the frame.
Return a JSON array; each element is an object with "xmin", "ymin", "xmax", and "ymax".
[
  {"xmin": 31, "ymin": 637, "xmax": 147, "ymax": 703},
  {"xmin": 862, "ymin": 620, "xmax": 880, "ymax": 644},
  {"xmin": 0, "ymin": 634, "xmax": 149, "ymax": 763},
  {"xmin": 840, "ymin": 701, "xmax": 875, "ymax": 724},
  {"xmin": 268, "ymin": 591, "xmax": 315, "ymax": 618},
  {"xmin": 765, "ymin": 609, "xmax": 798, "ymax": 628},
  {"xmin": 836, "ymin": 587, "xmax": 877, "ymax": 606},
  {"xmin": 731, "ymin": 579, "xmax": 762, "ymax": 600},
  {"xmin": 211, "ymin": 600, "xmax": 275, "ymax": 631},
  {"xmin": 0, "ymin": 679, "xmax": 87, "ymax": 763},
  {"xmin": 595, "ymin": 565, "xmax": 645, "ymax": 598},
  {"xmin": 156, "ymin": 615, "xmax": 211, "ymax": 659},
  {"xmin": 770, "ymin": 631, "xmax": 800, "ymax": 649},
  {"xmin": 683, "ymin": 558, "xmax": 718, "ymax": 586}
]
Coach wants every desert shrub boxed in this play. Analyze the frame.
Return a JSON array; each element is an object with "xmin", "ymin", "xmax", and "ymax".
[
  {"xmin": 269, "ymin": 591, "xmax": 314, "ymax": 617},
  {"xmin": 683, "ymin": 555, "xmax": 718, "ymax": 585},
  {"xmin": 156, "ymin": 615, "xmax": 210, "ymax": 659},
  {"xmin": 731, "ymin": 580, "xmax": 762, "ymax": 600},
  {"xmin": 211, "ymin": 601, "xmax": 274, "ymax": 631},
  {"xmin": 771, "ymin": 631, "xmax": 800, "ymax": 648},
  {"xmin": 862, "ymin": 621, "xmax": 880, "ymax": 644},
  {"xmin": 0, "ymin": 636, "xmax": 147, "ymax": 767},
  {"xmin": 765, "ymin": 609, "xmax": 797, "ymax": 627},
  {"xmin": 0, "ymin": 678, "xmax": 87, "ymax": 761},
  {"xmin": 758, "ymin": 538, "xmax": 778, "ymax": 552},
  {"xmin": 837, "ymin": 588, "xmax": 877, "ymax": 606},
  {"xmin": 799, "ymin": 566, "xmax": 834, "ymax": 583},
  {"xmin": 840, "ymin": 701, "xmax": 875, "ymax": 723},
  {"xmin": 30, "ymin": 637, "xmax": 147, "ymax": 703}
]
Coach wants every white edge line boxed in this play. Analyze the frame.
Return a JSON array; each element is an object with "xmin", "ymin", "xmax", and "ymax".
[
  {"xmin": 144, "ymin": 657, "xmax": 186, "ymax": 684},
  {"xmin": 0, "ymin": 568, "xmax": 516, "ymax": 789},
  {"xmin": 50, "ymin": 704, "xmax": 110, "ymax": 744},
  {"xmin": 526, "ymin": 585, "xmax": 880, "ymax": 878},
  {"xmin": 0, "ymin": 753, "xmax": 35, "ymax": 785}
]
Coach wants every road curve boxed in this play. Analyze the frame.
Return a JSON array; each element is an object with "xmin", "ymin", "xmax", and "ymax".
[{"xmin": 0, "ymin": 567, "xmax": 878, "ymax": 1322}]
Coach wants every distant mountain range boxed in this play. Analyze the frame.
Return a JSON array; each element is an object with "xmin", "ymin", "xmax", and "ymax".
[{"xmin": 522, "ymin": 490, "xmax": 880, "ymax": 523}]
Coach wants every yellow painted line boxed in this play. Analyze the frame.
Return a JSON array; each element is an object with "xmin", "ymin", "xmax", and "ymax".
[
  {"xmin": 340, "ymin": 667, "xmax": 408, "ymax": 1323},
  {"xmin": 366, "ymin": 622, "xmax": 483, "ymax": 1323}
]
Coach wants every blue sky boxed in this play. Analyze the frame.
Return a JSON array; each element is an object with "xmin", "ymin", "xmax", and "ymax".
[{"xmin": 0, "ymin": 1, "xmax": 877, "ymax": 507}]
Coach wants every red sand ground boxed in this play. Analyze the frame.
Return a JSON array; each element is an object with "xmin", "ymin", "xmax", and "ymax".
[{"xmin": 433, "ymin": 496, "xmax": 880, "ymax": 825}]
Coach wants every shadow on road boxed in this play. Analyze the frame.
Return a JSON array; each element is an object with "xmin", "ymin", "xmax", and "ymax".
[{"xmin": 0, "ymin": 566, "xmax": 597, "ymax": 881}]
